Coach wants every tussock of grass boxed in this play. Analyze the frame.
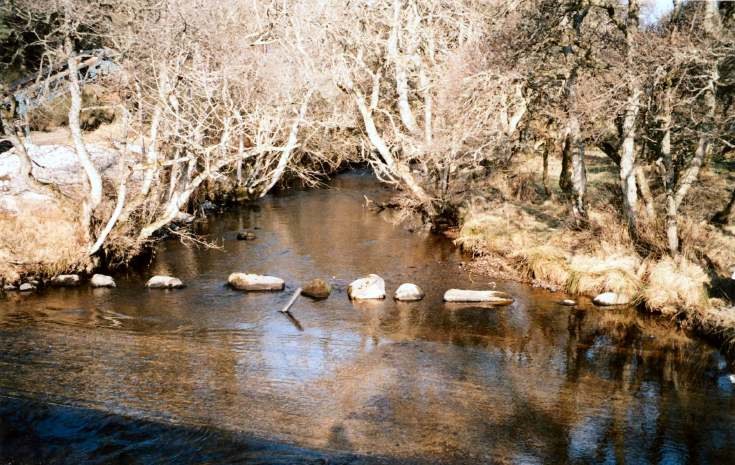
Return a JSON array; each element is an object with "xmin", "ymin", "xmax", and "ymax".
[
  {"xmin": 0, "ymin": 202, "xmax": 88, "ymax": 282},
  {"xmin": 642, "ymin": 257, "xmax": 710, "ymax": 316},
  {"xmin": 567, "ymin": 251, "xmax": 641, "ymax": 299},
  {"xmin": 511, "ymin": 245, "xmax": 570, "ymax": 289}
]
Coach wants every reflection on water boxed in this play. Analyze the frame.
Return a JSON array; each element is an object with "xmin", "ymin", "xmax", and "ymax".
[{"xmin": 0, "ymin": 172, "xmax": 734, "ymax": 464}]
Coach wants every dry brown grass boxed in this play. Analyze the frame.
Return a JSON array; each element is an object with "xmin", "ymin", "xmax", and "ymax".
[
  {"xmin": 456, "ymin": 150, "xmax": 733, "ymax": 324},
  {"xmin": 642, "ymin": 257, "xmax": 710, "ymax": 316},
  {"xmin": 0, "ymin": 201, "xmax": 89, "ymax": 282}
]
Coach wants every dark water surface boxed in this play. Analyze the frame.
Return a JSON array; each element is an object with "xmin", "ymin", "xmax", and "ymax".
[{"xmin": 1, "ymin": 172, "xmax": 734, "ymax": 464}]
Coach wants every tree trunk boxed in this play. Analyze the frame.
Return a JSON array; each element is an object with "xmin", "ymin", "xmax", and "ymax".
[
  {"xmin": 559, "ymin": 131, "xmax": 573, "ymax": 194},
  {"xmin": 569, "ymin": 115, "xmax": 587, "ymax": 225},
  {"xmin": 388, "ymin": 0, "xmax": 418, "ymax": 133},
  {"xmin": 619, "ymin": 0, "xmax": 640, "ymax": 233},
  {"xmin": 67, "ymin": 42, "xmax": 103, "ymax": 244},
  {"xmin": 660, "ymin": 86, "xmax": 679, "ymax": 255},
  {"xmin": 635, "ymin": 166, "xmax": 656, "ymax": 219}
]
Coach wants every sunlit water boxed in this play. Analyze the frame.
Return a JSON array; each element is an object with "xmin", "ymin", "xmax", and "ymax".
[{"xmin": 1, "ymin": 172, "xmax": 734, "ymax": 464}]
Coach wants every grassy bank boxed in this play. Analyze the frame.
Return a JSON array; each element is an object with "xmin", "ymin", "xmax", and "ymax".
[{"xmin": 455, "ymin": 151, "xmax": 735, "ymax": 350}]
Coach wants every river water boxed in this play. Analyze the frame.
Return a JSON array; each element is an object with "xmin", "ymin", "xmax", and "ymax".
[{"xmin": 1, "ymin": 172, "xmax": 734, "ymax": 464}]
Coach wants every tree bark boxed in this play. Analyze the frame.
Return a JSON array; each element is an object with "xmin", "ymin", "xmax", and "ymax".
[
  {"xmin": 388, "ymin": 0, "xmax": 418, "ymax": 133},
  {"xmin": 67, "ymin": 42, "xmax": 103, "ymax": 244},
  {"xmin": 660, "ymin": 86, "xmax": 679, "ymax": 255},
  {"xmin": 619, "ymin": 0, "xmax": 640, "ymax": 233},
  {"xmin": 559, "ymin": 131, "xmax": 573, "ymax": 194}
]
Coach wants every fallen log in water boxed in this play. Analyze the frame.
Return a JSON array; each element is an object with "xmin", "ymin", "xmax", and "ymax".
[
  {"xmin": 443, "ymin": 289, "xmax": 514, "ymax": 305},
  {"xmin": 280, "ymin": 287, "xmax": 302, "ymax": 313}
]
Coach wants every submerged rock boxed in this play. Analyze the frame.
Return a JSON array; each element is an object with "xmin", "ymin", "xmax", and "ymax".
[
  {"xmin": 443, "ymin": 289, "xmax": 514, "ymax": 305},
  {"xmin": 19, "ymin": 282, "xmax": 36, "ymax": 292},
  {"xmin": 302, "ymin": 278, "xmax": 331, "ymax": 299},
  {"xmin": 593, "ymin": 292, "xmax": 631, "ymax": 306},
  {"xmin": 51, "ymin": 274, "xmax": 80, "ymax": 287},
  {"xmin": 236, "ymin": 231, "xmax": 257, "ymax": 241},
  {"xmin": 91, "ymin": 274, "xmax": 116, "ymax": 288},
  {"xmin": 146, "ymin": 275, "xmax": 185, "ymax": 289},
  {"xmin": 228, "ymin": 273, "xmax": 284, "ymax": 291},
  {"xmin": 394, "ymin": 283, "xmax": 425, "ymax": 301},
  {"xmin": 348, "ymin": 274, "xmax": 386, "ymax": 300},
  {"xmin": 560, "ymin": 299, "xmax": 576, "ymax": 306}
]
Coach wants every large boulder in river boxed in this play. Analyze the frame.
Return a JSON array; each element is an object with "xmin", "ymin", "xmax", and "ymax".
[
  {"xmin": 348, "ymin": 274, "xmax": 385, "ymax": 300},
  {"xmin": 91, "ymin": 274, "xmax": 116, "ymax": 288},
  {"xmin": 50, "ymin": 274, "xmax": 80, "ymax": 287},
  {"xmin": 593, "ymin": 292, "xmax": 631, "ymax": 306},
  {"xmin": 394, "ymin": 283, "xmax": 425, "ymax": 301},
  {"xmin": 146, "ymin": 275, "xmax": 185, "ymax": 289},
  {"xmin": 228, "ymin": 273, "xmax": 284, "ymax": 291},
  {"xmin": 443, "ymin": 289, "xmax": 514, "ymax": 305},
  {"xmin": 302, "ymin": 278, "xmax": 331, "ymax": 299}
]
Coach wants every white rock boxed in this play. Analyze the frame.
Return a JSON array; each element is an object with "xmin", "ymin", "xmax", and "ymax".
[
  {"xmin": 729, "ymin": 374, "xmax": 735, "ymax": 384},
  {"xmin": 394, "ymin": 283, "xmax": 425, "ymax": 301},
  {"xmin": 51, "ymin": 274, "xmax": 80, "ymax": 287},
  {"xmin": 173, "ymin": 211, "xmax": 195, "ymax": 224},
  {"xmin": 91, "ymin": 274, "xmax": 116, "ymax": 288},
  {"xmin": 561, "ymin": 299, "xmax": 576, "ymax": 306},
  {"xmin": 228, "ymin": 273, "xmax": 284, "ymax": 291},
  {"xmin": 19, "ymin": 283, "xmax": 36, "ymax": 292},
  {"xmin": 731, "ymin": 270, "xmax": 735, "ymax": 280},
  {"xmin": 443, "ymin": 289, "xmax": 514, "ymax": 305},
  {"xmin": 593, "ymin": 292, "xmax": 631, "ymax": 306},
  {"xmin": 146, "ymin": 275, "xmax": 185, "ymax": 289},
  {"xmin": 348, "ymin": 274, "xmax": 386, "ymax": 300},
  {"xmin": 3, "ymin": 284, "xmax": 17, "ymax": 291}
]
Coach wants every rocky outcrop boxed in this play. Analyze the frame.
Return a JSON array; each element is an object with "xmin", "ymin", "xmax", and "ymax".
[
  {"xmin": 228, "ymin": 273, "xmax": 284, "ymax": 291},
  {"xmin": 443, "ymin": 289, "xmax": 514, "ymax": 305},
  {"xmin": 51, "ymin": 274, "xmax": 81, "ymax": 287},
  {"xmin": 91, "ymin": 274, "xmax": 116, "ymax": 288},
  {"xmin": 394, "ymin": 283, "xmax": 425, "ymax": 301},
  {"xmin": 348, "ymin": 274, "xmax": 385, "ymax": 300},
  {"xmin": 146, "ymin": 275, "xmax": 185, "ymax": 289},
  {"xmin": 593, "ymin": 292, "xmax": 631, "ymax": 306},
  {"xmin": 302, "ymin": 278, "xmax": 331, "ymax": 299}
]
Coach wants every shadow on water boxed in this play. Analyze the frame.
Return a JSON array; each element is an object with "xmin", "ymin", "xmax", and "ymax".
[
  {"xmin": 0, "ymin": 396, "xmax": 402, "ymax": 465},
  {"xmin": 1, "ymin": 171, "xmax": 734, "ymax": 464}
]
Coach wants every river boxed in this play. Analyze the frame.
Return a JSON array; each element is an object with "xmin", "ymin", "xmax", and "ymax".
[{"xmin": 1, "ymin": 171, "xmax": 734, "ymax": 464}]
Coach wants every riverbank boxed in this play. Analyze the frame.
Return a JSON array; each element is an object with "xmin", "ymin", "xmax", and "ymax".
[{"xmin": 454, "ymin": 150, "xmax": 735, "ymax": 350}]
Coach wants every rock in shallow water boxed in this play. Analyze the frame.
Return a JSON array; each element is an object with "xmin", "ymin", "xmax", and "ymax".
[
  {"xmin": 146, "ymin": 276, "xmax": 185, "ymax": 289},
  {"xmin": 236, "ymin": 231, "xmax": 257, "ymax": 241},
  {"xmin": 302, "ymin": 278, "xmax": 331, "ymax": 299},
  {"xmin": 394, "ymin": 283, "xmax": 425, "ymax": 301},
  {"xmin": 560, "ymin": 299, "xmax": 576, "ymax": 306},
  {"xmin": 228, "ymin": 273, "xmax": 284, "ymax": 291},
  {"xmin": 19, "ymin": 283, "xmax": 36, "ymax": 292},
  {"xmin": 51, "ymin": 274, "xmax": 80, "ymax": 287},
  {"xmin": 348, "ymin": 274, "xmax": 386, "ymax": 300},
  {"xmin": 91, "ymin": 274, "xmax": 116, "ymax": 288},
  {"xmin": 443, "ymin": 289, "xmax": 514, "ymax": 305},
  {"xmin": 592, "ymin": 292, "xmax": 631, "ymax": 306}
]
